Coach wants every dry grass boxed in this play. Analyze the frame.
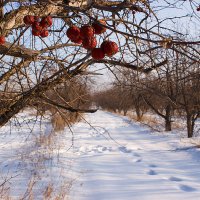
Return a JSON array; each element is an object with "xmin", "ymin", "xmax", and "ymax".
[
  {"xmin": 172, "ymin": 121, "xmax": 185, "ymax": 130},
  {"xmin": 51, "ymin": 110, "xmax": 81, "ymax": 132},
  {"xmin": 125, "ymin": 111, "xmax": 184, "ymax": 131},
  {"xmin": 17, "ymin": 135, "xmax": 72, "ymax": 200},
  {"xmin": 0, "ymin": 106, "xmax": 79, "ymax": 200},
  {"xmin": 0, "ymin": 181, "xmax": 10, "ymax": 200},
  {"xmin": 43, "ymin": 184, "xmax": 54, "ymax": 199},
  {"xmin": 53, "ymin": 181, "xmax": 73, "ymax": 200},
  {"xmin": 51, "ymin": 112, "xmax": 67, "ymax": 132},
  {"xmin": 16, "ymin": 179, "xmax": 72, "ymax": 200},
  {"xmin": 20, "ymin": 177, "xmax": 36, "ymax": 200},
  {"xmin": 0, "ymin": 120, "xmax": 73, "ymax": 199},
  {"xmin": 43, "ymin": 181, "xmax": 73, "ymax": 200},
  {"xmin": 127, "ymin": 112, "xmax": 161, "ymax": 128}
]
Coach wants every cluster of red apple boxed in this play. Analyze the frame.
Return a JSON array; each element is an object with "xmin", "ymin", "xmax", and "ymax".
[
  {"xmin": 23, "ymin": 15, "xmax": 53, "ymax": 37},
  {"xmin": 0, "ymin": 18, "xmax": 119, "ymax": 61},
  {"xmin": 0, "ymin": 15, "xmax": 52, "ymax": 45},
  {"xmin": 66, "ymin": 20, "xmax": 118, "ymax": 60}
]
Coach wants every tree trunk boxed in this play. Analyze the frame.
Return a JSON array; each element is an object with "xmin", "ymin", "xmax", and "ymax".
[
  {"xmin": 135, "ymin": 106, "xmax": 142, "ymax": 121},
  {"xmin": 186, "ymin": 114, "xmax": 194, "ymax": 138},
  {"xmin": 165, "ymin": 105, "xmax": 172, "ymax": 131},
  {"xmin": 165, "ymin": 118, "xmax": 171, "ymax": 131},
  {"xmin": 123, "ymin": 110, "xmax": 127, "ymax": 116}
]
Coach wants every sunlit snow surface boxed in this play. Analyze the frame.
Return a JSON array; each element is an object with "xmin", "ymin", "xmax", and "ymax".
[{"xmin": 0, "ymin": 110, "xmax": 200, "ymax": 199}]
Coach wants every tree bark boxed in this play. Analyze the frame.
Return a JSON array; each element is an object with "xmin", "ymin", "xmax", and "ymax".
[
  {"xmin": 123, "ymin": 110, "xmax": 127, "ymax": 116},
  {"xmin": 0, "ymin": 4, "xmax": 64, "ymax": 36},
  {"xmin": 0, "ymin": 42, "xmax": 39, "ymax": 58},
  {"xmin": 135, "ymin": 105, "xmax": 142, "ymax": 121},
  {"xmin": 186, "ymin": 114, "xmax": 194, "ymax": 138},
  {"xmin": 165, "ymin": 118, "xmax": 171, "ymax": 132},
  {"xmin": 165, "ymin": 105, "xmax": 172, "ymax": 131}
]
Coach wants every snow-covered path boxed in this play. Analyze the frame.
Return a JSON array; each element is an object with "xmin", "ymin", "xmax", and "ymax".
[
  {"xmin": 69, "ymin": 111, "xmax": 200, "ymax": 200},
  {"xmin": 1, "ymin": 110, "xmax": 200, "ymax": 199}
]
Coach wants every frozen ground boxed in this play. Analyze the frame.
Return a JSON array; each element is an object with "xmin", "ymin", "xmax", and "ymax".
[{"xmin": 0, "ymin": 110, "xmax": 200, "ymax": 199}]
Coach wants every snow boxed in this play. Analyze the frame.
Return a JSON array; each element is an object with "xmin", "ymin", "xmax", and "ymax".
[
  {"xmin": 1, "ymin": 110, "xmax": 200, "ymax": 199},
  {"xmin": 70, "ymin": 111, "xmax": 200, "ymax": 200}
]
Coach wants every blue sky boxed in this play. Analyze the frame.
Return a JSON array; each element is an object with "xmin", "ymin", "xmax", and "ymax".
[{"xmin": 2, "ymin": 1, "xmax": 200, "ymax": 91}]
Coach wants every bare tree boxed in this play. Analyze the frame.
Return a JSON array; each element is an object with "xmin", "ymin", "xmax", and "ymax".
[{"xmin": 0, "ymin": 0, "xmax": 199, "ymax": 127}]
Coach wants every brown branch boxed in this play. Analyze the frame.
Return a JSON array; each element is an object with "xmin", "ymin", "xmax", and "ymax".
[
  {"xmin": 0, "ymin": 55, "xmax": 90, "ymax": 126},
  {"xmin": 0, "ymin": 4, "xmax": 64, "ymax": 35},
  {"xmin": 0, "ymin": 59, "xmax": 32, "ymax": 85},
  {"xmin": 0, "ymin": 42, "xmax": 39, "ymax": 58},
  {"xmin": 0, "ymin": 42, "xmax": 82, "ymax": 85},
  {"xmin": 142, "ymin": 95, "xmax": 166, "ymax": 119},
  {"xmin": 40, "ymin": 96, "xmax": 97, "ymax": 113},
  {"xmin": 93, "ymin": 58, "xmax": 168, "ymax": 73},
  {"xmin": 92, "ymin": 1, "xmax": 147, "ymax": 14},
  {"xmin": 40, "ymin": 43, "xmax": 81, "ymax": 53},
  {"xmin": 143, "ymin": 59, "xmax": 168, "ymax": 73}
]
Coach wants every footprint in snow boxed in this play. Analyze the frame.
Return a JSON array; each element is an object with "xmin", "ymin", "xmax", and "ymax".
[
  {"xmin": 148, "ymin": 169, "xmax": 157, "ymax": 175},
  {"xmin": 108, "ymin": 147, "xmax": 113, "ymax": 152},
  {"xmin": 179, "ymin": 184, "xmax": 196, "ymax": 192},
  {"xmin": 118, "ymin": 146, "xmax": 132, "ymax": 153},
  {"xmin": 135, "ymin": 158, "xmax": 142, "ymax": 163},
  {"xmin": 133, "ymin": 152, "xmax": 141, "ymax": 157},
  {"xmin": 97, "ymin": 146, "xmax": 108, "ymax": 153},
  {"xmin": 101, "ymin": 147, "xmax": 107, "ymax": 151},
  {"xmin": 149, "ymin": 164, "xmax": 157, "ymax": 168},
  {"xmin": 169, "ymin": 176, "xmax": 183, "ymax": 182}
]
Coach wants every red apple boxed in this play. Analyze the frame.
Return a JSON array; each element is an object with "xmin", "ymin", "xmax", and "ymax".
[
  {"xmin": 40, "ymin": 16, "xmax": 53, "ymax": 28},
  {"xmin": 92, "ymin": 20, "xmax": 106, "ymax": 35},
  {"xmin": 32, "ymin": 29, "xmax": 41, "ymax": 36},
  {"xmin": 66, "ymin": 26, "xmax": 80, "ymax": 41},
  {"xmin": 101, "ymin": 41, "xmax": 118, "ymax": 57},
  {"xmin": 91, "ymin": 48, "xmax": 105, "ymax": 60},
  {"xmin": 34, "ymin": 16, "xmax": 40, "ymax": 22},
  {"xmin": 71, "ymin": 37, "xmax": 83, "ymax": 44},
  {"xmin": 23, "ymin": 15, "xmax": 35, "ymax": 25},
  {"xmin": 82, "ymin": 37, "xmax": 97, "ymax": 49},
  {"xmin": 40, "ymin": 29, "xmax": 49, "ymax": 38},
  {"xmin": 80, "ymin": 25, "xmax": 95, "ymax": 39},
  {"xmin": 0, "ymin": 36, "xmax": 5, "ymax": 45},
  {"xmin": 32, "ymin": 22, "xmax": 42, "ymax": 31}
]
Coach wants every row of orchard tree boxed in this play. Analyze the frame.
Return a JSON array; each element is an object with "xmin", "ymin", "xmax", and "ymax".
[
  {"xmin": 0, "ymin": 0, "xmax": 199, "ymax": 130},
  {"xmin": 94, "ymin": 47, "xmax": 200, "ymax": 138}
]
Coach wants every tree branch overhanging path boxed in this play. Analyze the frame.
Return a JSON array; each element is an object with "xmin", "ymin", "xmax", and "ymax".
[{"xmin": 0, "ymin": 0, "xmax": 199, "ymax": 127}]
